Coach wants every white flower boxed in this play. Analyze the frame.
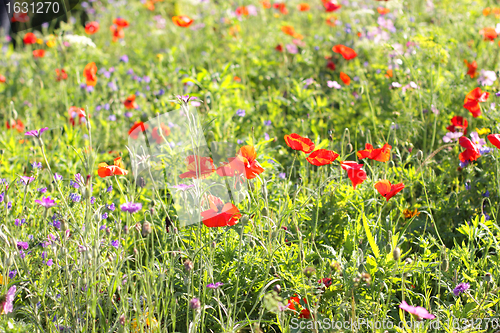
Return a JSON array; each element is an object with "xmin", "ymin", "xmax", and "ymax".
[
  {"xmin": 478, "ymin": 70, "xmax": 497, "ymax": 86},
  {"xmin": 63, "ymin": 34, "xmax": 96, "ymax": 48}
]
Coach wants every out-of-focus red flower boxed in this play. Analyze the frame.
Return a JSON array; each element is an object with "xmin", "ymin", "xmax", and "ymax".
[
  {"xmin": 480, "ymin": 27, "xmax": 498, "ymax": 41},
  {"xmin": 11, "ymin": 12, "xmax": 29, "ymax": 22},
  {"xmin": 172, "ymin": 15, "xmax": 194, "ymax": 27},
  {"xmin": 113, "ymin": 17, "xmax": 129, "ymax": 28},
  {"xmin": 341, "ymin": 161, "xmax": 366, "ymax": 189},
  {"xmin": 463, "ymin": 87, "xmax": 489, "ymax": 118},
  {"xmin": 327, "ymin": 60, "xmax": 336, "ymax": 71},
  {"xmin": 98, "ymin": 157, "xmax": 128, "ymax": 178},
  {"xmin": 464, "ymin": 60, "xmax": 478, "ymax": 78},
  {"xmin": 375, "ymin": 180, "xmax": 405, "ymax": 201},
  {"xmin": 23, "ymin": 32, "xmax": 37, "ymax": 44},
  {"xmin": 487, "ymin": 134, "xmax": 500, "ymax": 149},
  {"xmin": 261, "ymin": 0, "xmax": 271, "ymax": 8},
  {"xmin": 306, "ymin": 149, "xmax": 339, "ymax": 166},
  {"xmin": 459, "ymin": 136, "xmax": 480, "ymax": 162},
  {"xmin": 357, "ymin": 143, "xmax": 391, "ymax": 162},
  {"xmin": 233, "ymin": 76, "xmax": 242, "ymax": 82},
  {"xmin": 284, "ymin": 133, "xmax": 315, "ymax": 154},
  {"xmin": 236, "ymin": 6, "xmax": 249, "ymax": 16},
  {"xmin": 326, "ymin": 16, "xmax": 337, "ymax": 26},
  {"xmin": 318, "ymin": 278, "xmax": 333, "ymax": 288},
  {"xmin": 68, "ymin": 107, "xmax": 87, "ymax": 126},
  {"xmin": 83, "ymin": 62, "xmax": 97, "ymax": 86},
  {"xmin": 298, "ymin": 3, "xmax": 310, "ymax": 11},
  {"xmin": 332, "ymin": 44, "xmax": 357, "ymax": 60},
  {"xmin": 85, "ymin": 21, "xmax": 100, "ymax": 35},
  {"xmin": 340, "ymin": 72, "xmax": 351, "ymax": 85},
  {"xmin": 484, "ymin": 7, "xmax": 492, "ymax": 16},
  {"xmin": 55, "ymin": 68, "xmax": 68, "ymax": 81},
  {"xmin": 446, "ymin": 116, "xmax": 468, "ymax": 134},
  {"xmin": 124, "ymin": 94, "xmax": 138, "ymax": 109},
  {"xmin": 385, "ymin": 69, "xmax": 393, "ymax": 78},
  {"xmin": 275, "ymin": 44, "xmax": 283, "ymax": 52},
  {"xmin": 110, "ymin": 25, "xmax": 125, "ymax": 42},
  {"xmin": 281, "ymin": 25, "xmax": 303, "ymax": 39},
  {"xmin": 6, "ymin": 119, "xmax": 24, "ymax": 133},
  {"xmin": 179, "ymin": 155, "xmax": 215, "ymax": 179},
  {"xmin": 377, "ymin": 7, "xmax": 390, "ymax": 15},
  {"xmin": 287, "ymin": 295, "xmax": 311, "ymax": 319},
  {"xmin": 0, "ymin": 75, "xmax": 5, "ymax": 83},
  {"xmin": 273, "ymin": 2, "xmax": 288, "ymax": 14},
  {"xmin": 128, "ymin": 121, "xmax": 149, "ymax": 140},
  {"xmin": 201, "ymin": 195, "xmax": 241, "ymax": 227},
  {"xmin": 33, "ymin": 49, "xmax": 45, "ymax": 58},
  {"xmin": 151, "ymin": 124, "xmax": 171, "ymax": 144},
  {"xmin": 323, "ymin": 1, "xmax": 341, "ymax": 12}
]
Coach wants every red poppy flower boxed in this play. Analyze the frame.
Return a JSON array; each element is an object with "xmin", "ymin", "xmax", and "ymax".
[
  {"xmin": 235, "ymin": 145, "xmax": 265, "ymax": 179},
  {"xmin": 68, "ymin": 107, "xmax": 87, "ymax": 126},
  {"xmin": 287, "ymin": 295, "xmax": 311, "ymax": 319},
  {"xmin": 201, "ymin": 195, "xmax": 241, "ymax": 227},
  {"xmin": 356, "ymin": 143, "xmax": 391, "ymax": 162},
  {"xmin": 172, "ymin": 15, "xmax": 194, "ymax": 27},
  {"xmin": 6, "ymin": 119, "xmax": 24, "ymax": 133},
  {"xmin": 341, "ymin": 161, "xmax": 367, "ymax": 189},
  {"xmin": 233, "ymin": 76, "xmax": 241, "ymax": 82},
  {"xmin": 464, "ymin": 60, "xmax": 478, "ymax": 78},
  {"xmin": 298, "ymin": 3, "xmax": 310, "ymax": 11},
  {"xmin": 281, "ymin": 25, "xmax": 302, "ymax": 39},
  {"xmin": 275, "ymin": 44, "xmax": 283, "ymax": 52},
  {"xmin": 385, "ymin": 69, "xmax": 393, "ymax": 78},
  {"xmin": 11, "ymin": 12, "xmax": 29, "ymax": 22},
  {"xmin": 0, "ymin": 75, "xmax": 5, "ymax": 83},
  {"xmin": 32, "ymin": 49, "xmax": 45, "ymax": 58},
  {"xmin": 113, "ymin": 18, "xmax": 129, "ymax": 28},
  {"xmin": 480, "ymin": 27, "xmax": 497, "ymax": 41},
  {"xmin": 55, "ymin": 68, "xmax": 68, "ymax": 81},
  {"xmin": 151, "ymin": 124, "xmax": 171, "ymax": 144},
  {"xmin": 284, "ymin": 133, "xmax": 315, "ymax": 154},
  {"xmin": 306, "ymin": 149, "xmax": 339, "ymax": 166},
  {"xmin": 98, "ymin": 157, "xmax": 128, "ymax": 178},
  {"xmin": 318, "ymin": 278, "xmax": 333, "ymax": 288},
  {"xmin": 458, "ymin": 136, "xmax": 480, "ymax": 162},
  {"xmin": 236, "ymin": 6, "xmax": 249, "ymax": 16},
  {"xmin": 463, "ymin": 87, "xmax": 489, "ymax": 118},
  {"xmin": 273, "ymin": 3, "xmax": 288, "ymax": 14},
  {"xmin": 332, "ymin": 44, "xmax": 357, "ymax": 60},
  {"xmin": 179, "ymin": 155, "xmax": 215, "ymax": 179},
  {"xmin": 261, "ymin": 0, "xmax": 271, "ymax": 9},
  {"xmin": 323, "ymin": 1, "xmax": 341, "ymax": 12},
  {"xmin": 23, "ymin": 32, "xmax": 37, "ymax": 44},
  {"xmin": 377, "ymin": 7, "xmax": 390, "ymax": 15},
  {"xmin": 128, "ymin": 121, "xmax": 149, "ymax": 139},
  {"xmin": 124, "ymin": 94, "xmax": 138, "ymax": 109},
  {"xmin": 340, "ymin": 72, "xmax": 351, "ymax": 85},
  {"xmin": 110, "ymin": 25, "xmax": 125, "ymax": 42},
  {"xmin": 85, "ymin": 21, "xmax": 100, "ymax": 35},
  {"xmin": 446, "ymin": 116, "xmax": 468, "ymax": 134},
  {"xmin": 83, "ymin": 62, "xmax": 97, "ymax": 87},
  {"xmin": 327, "ymin": 60, "xmax": 336, "ymax": 71},
  {"xmin": 487, "ymin": 134, "xmax": 500, "ymax": 149},
  {"xmin": 375, "ymin": 180, "xmax": 405, "ymax": 201}
]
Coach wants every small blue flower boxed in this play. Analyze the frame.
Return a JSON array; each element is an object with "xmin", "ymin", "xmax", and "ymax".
[
  {"xmin": 32, "ymin": 161, "xmax": 42, "ymax": 169},
  {"xmin": 102, "ymin": 213, "xmax": 108, "ymax": 220},
  {"xmin": 264, "ymin": 120, "xmax": 272, "ymax": 126},
  {"xmin": 69, "ymin": 193, "xmax": 81, "ymax": 202},
  {"xmin": 483, "ymin": 190, "xmax": 490, "ymax": 197},
  {"xmin": 236, "ymin": 109, "xmax": 246, "ymax": 117},
  {"xmin": 108, "ymin": 115, "xmax": 117, "ymax": 121},
  {"xmin": 107, "ymin": 185, "xmax": 113, "ymax": 192}
]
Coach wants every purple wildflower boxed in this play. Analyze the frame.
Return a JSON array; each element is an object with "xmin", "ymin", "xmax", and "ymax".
[
  {"xmin": 120, "ymin": 202, "xmax": 142, "ymax": 213},
  {"xmin": 32, "ymin": 162, "xmax": 42, "ymax": 169},
  {"xmin": 19, "ymin": 176, "xmax": 34, "ymax": 185},
  {"xmin": 236, "ymin": 109, "xmax": 245, "ymax": 117},
  {"xmin": 399, "ymin": 301, "xmax": 435, "ymax": 320},
  {"xmin": 54, "ymin": 173, "xmax": 63, "ymax": 181},
  {"xmin": 111, "ymin": 240, "xmax": 120, "ymax": 248},
  {"xmin": 171, "ymin": 184, "xmax": 194, "ymax": 191},
  {"xmin": 107, "ymin": 203, "xmax": 115, "ymax": 211},
  {"xmin": 37, "ymin": 187, "xmax": 47, "ymax": 193},
  {"xmin": 25, "ymin": 127, "xmax": 49, "ymax": 138},
  {"xmin": 120, "ymin": 55, "xmax": 129, "ymax": 62},
  {"xmin": 35, "ymin": 196, "xmax": 57, "ymax": 208},
  {"xmin": 8, "ymin": 270, "xmax": 16, "ymax": 279},
  {"xmin": 46, "ymin": 259, "xmax": 53, "ymax": 266},
  {"xmin": 453, "ymin": 282, "xmax": 470, "ymax": 296},
  {"xmin": 16, "ymin": 242, "xmax": 28, "ymax": 250},
  {"xmin": 206, "ymin": 282, "xmax": 224, "ymax": 289},
  {"xmin": 1, "ymin": 285, "xmax": 16, "ymax": 314}
]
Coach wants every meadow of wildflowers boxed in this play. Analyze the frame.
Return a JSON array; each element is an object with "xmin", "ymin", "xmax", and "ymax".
[{"xmin": 2, "ymin": 0, "xmax": 500, "ymax": 332}]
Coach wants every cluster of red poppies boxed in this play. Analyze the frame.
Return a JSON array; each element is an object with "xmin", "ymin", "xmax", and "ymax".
[{"xmin": 284, "ymin": 134, "xmax": 405, "ymax": 201}]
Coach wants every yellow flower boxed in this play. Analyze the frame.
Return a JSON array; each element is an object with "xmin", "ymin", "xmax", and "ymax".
[
  {"xmin": 131, "ymin": 313, "xmax": 159, "ymax": 333},
  {"xmin": 403, "ymin": 208, "xmax": 420, "ymax": 219},
  {"xmin": 46, "ymin": 40, "xmax": 56, "ymax": 48},
  {"xmin": 477, "ymin": 128, "xmax": 491, "ymax": 136},
  {"xmin": 36, "ymin": 38, "xmax": 43, "ymax": 44},
  {"xmin": 156, "ymin": 53, "xmax": 164, "ymax": 61}
]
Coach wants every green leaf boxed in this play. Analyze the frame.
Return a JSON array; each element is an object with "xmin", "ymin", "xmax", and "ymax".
[{"xmin": 363, "ymin": 214, "xmax": 380, "ymax": 258}]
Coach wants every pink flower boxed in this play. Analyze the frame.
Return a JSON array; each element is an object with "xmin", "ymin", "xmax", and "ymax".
[
  {"xmin": 399, "ymin": 301, "xmax": 435, "ymax": 320},
  {"xmin": 286, "ymin": 44, "xmax": 298, "ymax": 54},
  {"xmin": 1, "ymin": 285, "xmax": 16, "ymax": 314}
]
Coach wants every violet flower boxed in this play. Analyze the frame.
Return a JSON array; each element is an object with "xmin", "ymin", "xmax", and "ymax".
[
  {"xmin": 399, "ymin": 301, "xmax": 435, "ymax": 320},
  {"xmin": 120, "ymin": 202, "xmax": 142, "ymax": 213},
  {"xmin": 206, "ymin": 282, "xmax": 224, "ymax": 289},
  {"xmin": 0, "ymin": 285, "xmax": 16, "ymax": 314},
  {"xmin": 35, "ymin": 196, "xmax": 57, "ymax": 208},
  {"xmin": 19, "ymin": 176, "xmax": 34, "ymax": 185},
  {"xmin": 453, "ymin": 282, "xmax": 470, "ymax": 296},
  {"xmin": 25, "ymin": 127, "xmax": 49, "ymax": 138}
]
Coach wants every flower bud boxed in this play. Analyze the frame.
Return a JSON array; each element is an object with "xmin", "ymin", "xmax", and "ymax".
[
  {"xmin": 440, "ymin": 259, "xmax": 449, "ymax": 272},
  {"xmin": 273, "ymin": 284, "xmax": 281, "ymax": 294},
  {"xmin": 393, "ymin": 247, "xmax": 401, "ymax": 261},
  {"xmin": 183, "ymin": 260, "xmax": 194, "ymax": 272},
  {"xmin": 141, "ymin": 221, "xmax": 152, "ymax": 237},
  {"xmin": 261, "ymin": 207, "xmax": 268, "ymax": 217},
  {"xmin": 123, "ymin": 225, "xmax": 129, "ymax": 234},
  {"xmin": 136, "ymin": 176, "xmax": 146, "ymax": 188},
  {"xmin": 303, "ymin": 266, "xmax": 316, "ymax": 278},
  {"xmin": 189, "ymin": 298, "xmax": 201, "ymax": 310},
  {"xmin": 119, "ymin": 314, "xmax": 125, "ymax": 326}
]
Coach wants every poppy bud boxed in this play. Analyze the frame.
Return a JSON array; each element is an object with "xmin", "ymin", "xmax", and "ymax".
[
  {"xmin": 393, "ymin": 247, "xmax": 401, "ymax": 261},
  {"xmin": 303, "ymin": 266, "xmax": 316, "ymax": 278},
  {"xmin": 416, "ymin": 150, "xmax": 423, "ymax": 161},
  {"xmin": 141, "ymin": 221, "xmax": 152, "ymax": 237},
  {"xmin": 5, "ymin": 254, "xmax": 13, "ymax": 267},
  {"xmin": 261, "ymin": 185, "xmax": 268, "ymax": 200},
  {"xmin": 136, "ymin": 176, "xmax": 146, "ymax": 188},
  {"xmin": 240, "ymin": 215, "xmax": 249, "ymax": 224},
  {"xmin": 484, "ymin": 272, "xmax": 493, "ymax": 283},
  {"xmin": 270, "ymin": 266, "xmax": 277, "ymax": 275},
  {"xmin": 261, "ymin": 207, "xmax": 268, "ymax": 217},
  {"xmin": 441, "ymin": 259, "xmax": 449, "ymax": 272},
  {"xmin": 346, "ymin": 143, "xmax": 353, "ymax": 153},
  {"xmin": 184, "ymin": 259, "xmax": 194, "ymax": 272},
  {"xmin": 273, "ymin": 284, "xmax": 281, "ymax": 294}
]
